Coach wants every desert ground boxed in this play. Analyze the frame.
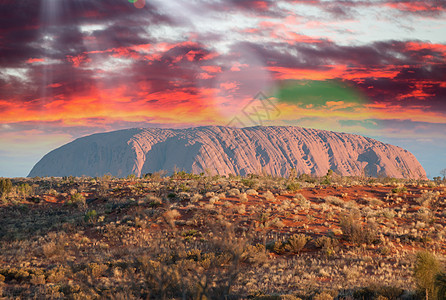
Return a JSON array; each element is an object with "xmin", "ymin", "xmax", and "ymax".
[{"xmin": 1, "ymin": 172, "xmax": 446, "ymax": 299}]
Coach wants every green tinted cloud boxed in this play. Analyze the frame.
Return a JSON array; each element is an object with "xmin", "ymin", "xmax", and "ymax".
[{"xmin": 274, "ymin": 80, "xmax": 366, "ymax": 107}]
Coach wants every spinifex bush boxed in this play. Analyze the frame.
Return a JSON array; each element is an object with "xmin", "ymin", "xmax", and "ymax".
[
  {"xmin": 241, "ymin": 244, "xmax": 267, "ymax": 264},
  {"xmin": 266, "ymin": 234, "xmax": 309, "ymax": 255},
  {"xmin": 315, "ymin": 236, "xmax": 339, "ymax": 256},
  {"xmin": 68, "ymin": 192, "xmax": 87, "ymax": 209},
  {"xmin": 339, "ymin": 213, "xmax": 377, "ymax": 245},
  {"xmin": 324, "ymin": 195, "xmax": 345, "ymax": 207},
  {"xmin": 284, "ymin": 234, "xmax": 309, "ymax": 253}
]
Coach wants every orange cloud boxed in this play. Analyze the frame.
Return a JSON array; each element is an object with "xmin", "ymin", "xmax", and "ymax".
[
  {"xmin": 396, "ymin": 82, "xmax": 436, "ymax": 100},
  {"xmin": 220, "ymin": 81, "xmax": 239, "ymax": 91},
  {"xmin": 405, "ymin": 41, "xmax": 446, "ymax": 59},
  {"xmin": 385, "ymin": 1, "xmax": 445, "ymax": 13},
  {"xmin": 268, "ymin": 65, "xmax": 404, "ymax": 82},
  {"xmin": 26, "ymin": 58, "xmax": 45, "ymax": 63},
  {"xmin": 201, "ymin": 65, "xmax": 222, "ymax": 73},
  {"xmin": 268, "ymin": 65, "xmax": 348, "ymax": 80},
  {"xmin": 343, "ymin": 68, "xmax": 401, "ymax": 81},
  {"xmin": 197, "ymin": 73, "xmax": 215, "ymax": 79},
  {"xmin": 0, "ymin": 84, "xmax": 226, "ymax": 127}
]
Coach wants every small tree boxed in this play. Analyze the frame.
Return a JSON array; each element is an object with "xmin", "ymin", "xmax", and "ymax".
[
  {"xmin": 0, "ymin": 178, "xmax": 12, "ymax": 198},
  {"xmin": 414, "ymin": 251, "xmax": 441, "ymax": 300},
  {"xmin": 440, "ymin": 169, "xmax": 446, "ymax": 181}
]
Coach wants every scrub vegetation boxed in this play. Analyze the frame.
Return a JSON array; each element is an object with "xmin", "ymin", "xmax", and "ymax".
[{"xmin": 1, "ymin": 172, "xmax": 446, "ymax": 299}]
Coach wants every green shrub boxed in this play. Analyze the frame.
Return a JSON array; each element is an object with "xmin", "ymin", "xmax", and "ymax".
[
  {"xmin": 414, "ymin": 251, "xmax": 441, "ymax": 300},
  {"xmin": 321, "ymin": 169, "xmax": 334, "ymax": 185},
  {"xmin": 391, "ymin": 186, "xmax": 407, "ymax": 194},
  {"xmin": 298, "ymin": 173, "xmax": 316, "ymax": 183},
  {"xmin": 127, "ymin": 174, "xmax": 137, "ymax": 180},
  {"xmin": 84, "ymin": 210, "xmax": 97, "ymax": 223},
  {"xmin": 286, "ymin": 182, "xmax": 300, "ymax": 192},
  {"xmin": 241, "ymin": 178, "xmax": 259, "ymax": 189},
  {"xmin": 16, "ymin": 183, "xmax": 33, "ymax": 198},
  {"xmin": 68, "ymin": 192, "xmax": 87, "ymax": 209},
  {"xmin": 0, "ymin": 178, "xmax": 12, "ymax": 198}
]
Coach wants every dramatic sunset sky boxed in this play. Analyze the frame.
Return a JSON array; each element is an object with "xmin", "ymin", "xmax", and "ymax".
[{"xmin": 0, "ymin": 0, "xmax": 445, "ymax": 178}]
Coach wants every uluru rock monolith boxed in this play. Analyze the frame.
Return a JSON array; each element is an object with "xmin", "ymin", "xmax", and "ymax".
[{"xmin": 28, "ymin": 126, "xmax": 426, "ymax": 179}]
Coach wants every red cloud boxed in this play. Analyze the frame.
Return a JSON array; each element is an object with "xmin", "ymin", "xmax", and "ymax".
[
  {"xmin": 201, "ymin": 65, "xmax": 222, "ymax": 73},
  {"xmin": 220, "ymin": 81, "xmax": 239, "ymax": 90},
  {"xmin": 405, "ymin": 41, "xmax": 446, "ymax": 55},
  {"xmin": 252, "ymin": 0, "xmax": 269, "ymax": 10},
  {"xmin": 258, "ymin": 21, "xmax": 327, "ymax": 45},
  {"xmin": 26, "ymin": 58, "xmax": 45, "ymax": 63},
  {"xmin": 66, "ymin": 54, "xmax": 91, "ymax": 68},
  {"xmin": 385, "ymin": 1, "xmax": 445, "ymax": 13}
]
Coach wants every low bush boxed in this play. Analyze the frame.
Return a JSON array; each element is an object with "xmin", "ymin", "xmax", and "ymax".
[
  {"xmin": 286, "ymin": 182, "xmax": 300, "ymax": 192},
  {"xmin": 68, "ymin": 192, "xmax": 87, "ymax": 209},
  {"xmin": 339, "ymin": 214, "xmax": 377, "ymax": 245},
  {"xmin": 284, "ymin": 234, "xmax": 309, "ymax": 253},
  {"xmin": 84, "ymin": 210, "xmax": 97, "ymax": 223}
]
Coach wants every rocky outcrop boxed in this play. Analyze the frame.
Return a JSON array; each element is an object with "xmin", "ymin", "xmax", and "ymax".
[{"xmin": 28, "ymin": 126, "xmax": 427, "ymax": 179}]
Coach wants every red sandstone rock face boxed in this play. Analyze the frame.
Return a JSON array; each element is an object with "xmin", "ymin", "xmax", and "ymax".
[{"xmin": 28, "ymin": 126, "xmax": 427, "ymax": 179}]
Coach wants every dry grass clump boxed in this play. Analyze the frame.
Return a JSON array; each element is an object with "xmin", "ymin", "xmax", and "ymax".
[
  {"xmin": 293, "ymin": 193, "xmax": 310, "ymax": 209},
  {"xmin": 263, "ymin": 190, "xmax": 276, "ymax": 201},
  {"xmin": 416, "ymin": 191, "xmax": 439, "ymax": 208},
  {"xmin": 239, "ymin": 192, "xmax": 248, "ymax": 202},
  {"xmin": 228, "ymin": 188, "xmax": 241, "ymax": 196},
  {"xmin": 191, "ymin": 193, "xmax": 203, "ymax": 202},
  {"xmin": 246, "ymin": 189, "xmax": 259, "ymax": 196},
  {"xmin": 209, "ymin": 195, "xmax": 220, "ymax": 204},
  {"xmin": 324, "ymin": 195, "xmax": 345, "ymax": 207},
  {"xmin": 315, "ymin": 236, "xmax": 339, "ymax": 254},
  {"xmin": 339, "ymin": 213, "xmax": 378, "ymax": 245},
  {"xmin": 363, "ymin": 197, "xmax": 384, "ymax": 206}
]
